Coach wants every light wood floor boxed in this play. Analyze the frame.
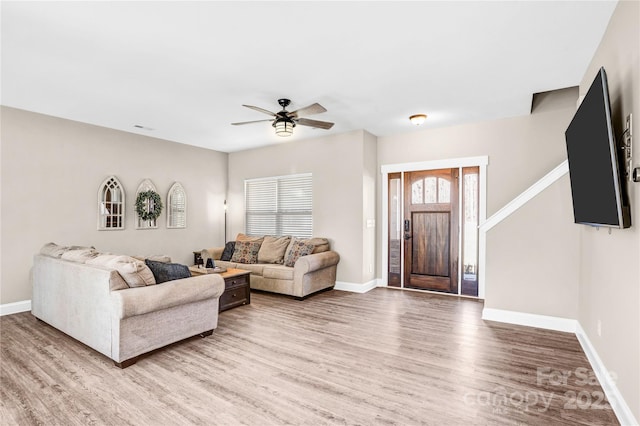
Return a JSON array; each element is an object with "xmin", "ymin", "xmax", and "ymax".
[{"xmin": 1, "ymin": 288, "xmax": 619, "ymax": 425}]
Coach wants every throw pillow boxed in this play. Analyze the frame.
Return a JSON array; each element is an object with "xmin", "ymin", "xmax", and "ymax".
[
  {"xmin": 131, "ymin": 254, "xmax": 172, "ymax": 263},
  {"xmin": 86, "ymin": 254, "xmax": 120, "ymax": 266},
  {"xmin": 61, "ymin": 248, "xmax": 100, "ymax": 263},
  {"xmin": 230, "ymin": 241, "xmax": 261, "ymax": 264},
  {"xmin": 145, "ymin": 259, "xmax": 191, "ymax": 284},
  {"xmin": 258, "ymin": 235, "xmax": 291, "ymax": 264},
  {"xmin": 284, "ymin": 240, "xmax": 315, "ymax": 267},
  {"xmin": 235, "ymin": 233, "xmax": 264, "ymax": 245},
  {"xmin": 220, "ymin": 241, "xmax": 236, "ymax": 261},
  {"xmin": 40, "ymin": 242, "xmax": 70, "ymax": 258},
  {"xmin": 108, "ymin": 256, "xmax": 156, "ymax": 287}
]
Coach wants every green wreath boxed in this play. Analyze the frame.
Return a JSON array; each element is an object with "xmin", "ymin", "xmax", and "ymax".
[{"xmin": 135, "ymin": 190, "xmax": 163, "ymax": 221}]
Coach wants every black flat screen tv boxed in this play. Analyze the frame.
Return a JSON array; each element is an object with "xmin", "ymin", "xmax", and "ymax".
[{"xmin": 564, "ymin": 67, "xmax": 631, "ymax": 229}]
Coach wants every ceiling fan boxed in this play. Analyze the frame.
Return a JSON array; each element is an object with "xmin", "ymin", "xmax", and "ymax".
[{"xmin": 232, "ymin": 98, "xmax": 334, "ymax": 137}]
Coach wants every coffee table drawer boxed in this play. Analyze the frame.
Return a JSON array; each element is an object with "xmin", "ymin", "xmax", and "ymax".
[
  {"xmin": 225, "ymin": 274, "xmax": 248, "ymax": 289},
  {"xmin": 219, "ymin": 284, "xmax": 250, "ymax": 312}
]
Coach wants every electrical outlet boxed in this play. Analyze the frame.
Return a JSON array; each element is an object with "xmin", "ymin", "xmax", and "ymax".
[{"xmin": 597, "ymin": 319, "xmax": 602, "ymax": 337}]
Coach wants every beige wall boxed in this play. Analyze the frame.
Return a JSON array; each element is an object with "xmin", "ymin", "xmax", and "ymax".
[
  {"xmin": 484, "ymin": 175, "xmax": 580, "ymax": 318},
  {"xmin": 362, "ymin": 131, "xmax": 377, "ymax": 283},
  {"xmin": 0, "ymin": 107, "xmax": 228, "ymax": 304},
  {"xmin": 228, "ymin": 130, "xmax": 375, "ymax": 285},
  {"xmin": 576, "ymin": 0, "xmax": 640, "ymax": 420},
  {"xmin": 377, "ymin": 88, "xmax": 577, "ymax": 218}
]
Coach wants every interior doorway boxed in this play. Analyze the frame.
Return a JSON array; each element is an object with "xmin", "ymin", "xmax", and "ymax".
[{"xmin": 385, "ymin": 159, "xmax": 484, "ymax": 298}]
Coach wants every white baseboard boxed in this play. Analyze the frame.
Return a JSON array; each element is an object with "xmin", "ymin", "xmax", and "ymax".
[
  {"xmin": 575, "ymin": 323, "xmax": 639, "ymax": 426},
  {"xmin": 1, "ymin": 300, "xmax": 31, "ymax": 316},
  {"xmin": 334, "ymin": 279, "xmax": 380, "ymax": 293},
  {"xmin": 483, "ymin": 307, "xmax": 637, "ymax": 425},
  {"xmin": 482, "ymin": 307, "xmax": 578, "ymax": 333}
]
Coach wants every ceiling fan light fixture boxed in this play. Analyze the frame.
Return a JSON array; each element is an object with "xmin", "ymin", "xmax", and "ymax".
[
  {"xmin": 409, "ymin": 114, "xmax": 427, "ymax": 126},
  {"xmin": 274, "ymin": 118, "xmax": 295, "ymax": 137}
]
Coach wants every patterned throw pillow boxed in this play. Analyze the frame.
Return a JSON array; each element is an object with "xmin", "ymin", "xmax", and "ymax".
[
  {"xmin": 284, "ymin": 240, "xmax": 315, "ymax": 267},
  {"xmin": 220, "ymin": 241, "xmax": 236, "ymax": 261},
  {"xmin": 145, "ymin": 259, "xmax": 191, "ymax": 284},
  {"xmin": 230, "ymin": 241, "xmax": 261, "ymax": 264}
]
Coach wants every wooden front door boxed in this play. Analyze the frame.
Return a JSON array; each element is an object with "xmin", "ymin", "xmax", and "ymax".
[{"xmin": 404, "ymin": 169, "xmax": 459, "ymax": 293}]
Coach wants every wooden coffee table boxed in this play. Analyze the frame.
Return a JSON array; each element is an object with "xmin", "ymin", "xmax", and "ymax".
[{"xmin": 189, "ymin": 266, "xmax": 251, "ymax": 312}]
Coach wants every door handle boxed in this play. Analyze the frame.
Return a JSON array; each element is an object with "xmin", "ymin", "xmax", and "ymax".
[{"xmin": 404, "ymin": 234, "xmax": 412, "ymax": 240}]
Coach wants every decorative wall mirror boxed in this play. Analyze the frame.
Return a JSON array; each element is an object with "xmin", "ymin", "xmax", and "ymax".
[
  {"xmin": 98, "ymin": 175, "xmax": 125, "ymax": 230},
  {"xmin": 135, "ymin": 179, "xmax": 162, "ymax": 229},
  {"xmin": 167, "ymin": 182, "xmax": 187, "ymax": 229}
]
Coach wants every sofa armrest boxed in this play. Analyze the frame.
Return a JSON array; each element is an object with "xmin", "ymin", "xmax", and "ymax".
[
  {"xmin": 111, "ymin": 274, "xmax": 225, "ymax": 319},
  {"xmin": 294, "ymin": 251, "xmax": 340, "ymax": 274}
]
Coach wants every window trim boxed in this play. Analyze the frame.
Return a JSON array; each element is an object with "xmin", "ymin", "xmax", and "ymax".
[{"xmin": 244, "ymin": 173, "xmax": 313, "ymax": 238}]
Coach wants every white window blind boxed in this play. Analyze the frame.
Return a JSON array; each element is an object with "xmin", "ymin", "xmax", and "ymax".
[{"xmin": 245, "ymin": 173, "xmax": 312, "ymax": 238}]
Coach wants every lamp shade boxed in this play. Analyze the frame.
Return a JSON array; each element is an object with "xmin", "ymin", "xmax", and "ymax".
[{"xmin": 274, "ymin": 119, "xmax": 294, "ymax": 137}]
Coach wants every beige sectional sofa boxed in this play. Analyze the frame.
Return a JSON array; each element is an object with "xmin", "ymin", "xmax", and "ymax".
[
  {"xmin": 203, "ymin": 234, "xmax": 339, "ymax": 299},
  {"xmin": 32, "ymin": 244, "xmax": 225, "ymax": 368}
]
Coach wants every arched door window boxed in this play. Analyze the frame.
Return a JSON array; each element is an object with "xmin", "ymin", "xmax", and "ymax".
[
  {"xmin": 98, "ymin": 176, "xmax": 125, "ymax": 230},
  {"xmin": 135, "ymin": 179, "xmax": 159, "ymax": 229},
  {"xmin": 167, "ymin": 182, "xmax": 187, "ymax": 229}
]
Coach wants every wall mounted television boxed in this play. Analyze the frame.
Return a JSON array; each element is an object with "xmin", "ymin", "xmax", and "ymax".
[{"xmin": 564, "ymin": 67, "xmax": 631, "ymax": 229}]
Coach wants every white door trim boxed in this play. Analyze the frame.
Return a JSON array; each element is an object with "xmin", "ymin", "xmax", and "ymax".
[{"xmin": 381, "ymin": 156, "xmax": 489, "ymax": 298}]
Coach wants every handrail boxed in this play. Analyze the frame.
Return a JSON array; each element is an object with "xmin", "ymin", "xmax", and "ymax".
[{"xmin": 479, "ymin": 160, "xmax": 569, "ymax": 232}]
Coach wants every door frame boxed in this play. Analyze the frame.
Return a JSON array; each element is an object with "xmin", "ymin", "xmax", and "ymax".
[{"xmin": 381, "ymin": 156, "xmax": 488, "ymax": 298}]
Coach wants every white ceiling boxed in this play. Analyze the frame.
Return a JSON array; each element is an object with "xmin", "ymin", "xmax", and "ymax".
[{"xmin": 1, "ymin": 1, "xmax": 617, "ymax": 153}]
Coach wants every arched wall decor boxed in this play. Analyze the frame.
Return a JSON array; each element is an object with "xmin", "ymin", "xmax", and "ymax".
[
  {"xmin": 167, "ymin": 182, "xmax": 187, "ymax": 229},
  {"xmin": 97, "ymin": 175, "xmax": 125, "ymax": 230},
  {"xmin": 135, "ymin": 179, "xmax": 160, "ymax": 229}
]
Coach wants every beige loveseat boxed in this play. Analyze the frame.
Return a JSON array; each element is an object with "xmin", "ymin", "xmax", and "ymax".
[
  {"xmin": 32, "ymin": 244, "xmax": 225, "ymax": 368},
  {"xmin": 203, "ymin": 234, "xmax": 339, "ymax": 299}
]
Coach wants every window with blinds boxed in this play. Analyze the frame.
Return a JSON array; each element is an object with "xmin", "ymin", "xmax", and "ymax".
[{"xmin": 245, "ymin": 173, "xmax": 312, "ymax": 238}]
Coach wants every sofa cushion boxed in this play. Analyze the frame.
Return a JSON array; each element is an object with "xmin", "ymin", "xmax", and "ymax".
[
  {"xmin": 263, "ymin": 265, "xmax": 294, "ymax": 281},
  {"xmin": 284, "ymin": 239, "xmax": 315, "ymax": 267},
  {"xmin": 105, "ymin": 256, "xmax": 156, "ymax": 288},
  {"xmin": 145, "ymin": 259, "xmax": 191, "ymax": 284},
  {"xmin": 235, "ymin": 263, "xmax": 264, "ymax": 276},
  {"xmin": 220, "ymin": 241, "xmax": 236, "ymax": 261},
  {"xmin": 61, "ymin": 248, "xmax": 100, "ymax": 263},
  {"xmin": 258, "ymin": 236, "xmax": 291, "ymax": 264},
  {"xmin": 231, "ymin": 240, "xmax": 261, "ymax": 264}
]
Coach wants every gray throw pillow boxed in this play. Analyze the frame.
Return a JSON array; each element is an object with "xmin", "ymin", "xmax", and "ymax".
[
  {"xmin": 145, "ymin": 259, "xmax": 191, "ymax": 284},
  {"xmin": 221, "ymin": 241, "xmax": 236, "ymax": 261}
]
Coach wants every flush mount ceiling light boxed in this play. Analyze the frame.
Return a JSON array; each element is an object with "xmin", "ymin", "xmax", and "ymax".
[{"xmin": 409, "ymin": 114, "xmax": 427, "ymax": 126}]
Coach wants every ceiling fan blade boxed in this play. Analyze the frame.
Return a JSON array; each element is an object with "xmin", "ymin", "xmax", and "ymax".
[
  {"xmin": 231, "ymin": 119, "xmax": 274, "ymax": 126},
  {"xmin": 295, "ymin": 118, "xmax": 334, "ymax": 130},
  {"xmin": 289, "ymin": 103, "xmax": 327, "ymax": 118},
  {"xmin": 243, "ymin": 104, "xmax": 277, "ymax": 117}
]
